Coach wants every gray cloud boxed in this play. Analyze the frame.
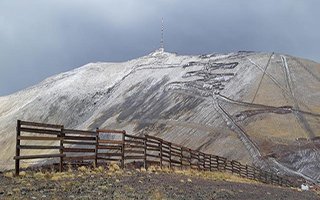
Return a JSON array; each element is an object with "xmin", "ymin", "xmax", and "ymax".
[{"xmin": 0, "ymin": 0, "xmax": 319, "ymax": 95}]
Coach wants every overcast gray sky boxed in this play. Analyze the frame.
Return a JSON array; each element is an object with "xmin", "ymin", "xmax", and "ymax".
[{"xmin": 0, "ymin": 0, "xmax": 319, "ymax": 96}]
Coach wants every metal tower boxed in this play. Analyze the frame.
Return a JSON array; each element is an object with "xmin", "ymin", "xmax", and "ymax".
[{"xmin": 160, "ymin": 17, "xmax": 164, "ymax": 52}]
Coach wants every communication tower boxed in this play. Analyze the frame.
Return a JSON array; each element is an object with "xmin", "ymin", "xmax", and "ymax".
[{"xmin": 159, "ymin": 17, "xmax": 164, "ymax": 52}]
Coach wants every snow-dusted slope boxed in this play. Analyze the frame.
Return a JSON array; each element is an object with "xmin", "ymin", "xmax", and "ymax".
[{"xmin": 1, "ymin": 50, "xmax": 319, "ymax": 182}]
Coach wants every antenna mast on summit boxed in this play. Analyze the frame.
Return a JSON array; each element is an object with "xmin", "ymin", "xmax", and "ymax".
[{"xmin": 160, "ymin": 17, "xmax": 164, "ymax": 52}]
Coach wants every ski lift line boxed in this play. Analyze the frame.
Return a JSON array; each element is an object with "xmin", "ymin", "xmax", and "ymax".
[
  {"xmin": 214, "ymin": 99, "xmax": 272, "ymax": 169},
  {"xmin": 218, "ymin": 94, "xmax": 275, "ymax": 109},
  {"xmin": 280, "ymin": 56, "xmax": 316, "ymax": 113},
  {"xmin": 248, "ymin": 58, "xmax": 291, "ymax": 96},
  {"xmin": 219, "ymin": 93, "xmax": 320, "ymax": 174},
  {"xmin": 218, "ymin": 94, "xmax": 320, "ymax": 118},
  {"xmin": 295, "ymin": 113, "xmax": 316, "ymax": 139},
  {"xmin": 248, "ymin": 58, "xmax": 312, "ymax": 112},
  {"xmin": 213, "ymin": 98, "xmax": 262, "ymax": 158},
  {"xmin": 281, "ymin": 56, "xmax": 316, "ymax": 139},
  {"xmin": 218, "ymin": 95, "xmax": 319, "ymax": 178},
  {"xmin": 270, "ymin": 158, "xmax": 317, "ymax": 184},
  {"xmin": 251, "ymin": 52, "xmax": 274, "ymax": 104},
  {"xmin": 281, "ymin": 56, "xmax": 295, "ymax": 98},
  {"xmin": 293, "ymin": 109, "xmax": 320, "ymax": 118},
  {"xmin": 219, "ymin": 100, "xmax": 320, "ymax": 157}
]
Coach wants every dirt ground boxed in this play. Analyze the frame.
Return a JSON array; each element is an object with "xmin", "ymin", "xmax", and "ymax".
[{"xmin": 0, "ymin": 168, "xmax": 318, "ymax": 200}]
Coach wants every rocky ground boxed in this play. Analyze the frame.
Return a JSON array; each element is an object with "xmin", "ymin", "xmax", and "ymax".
[{"xmin": 0, "ymin": 165, "xmax": 319, "ymax": 200}]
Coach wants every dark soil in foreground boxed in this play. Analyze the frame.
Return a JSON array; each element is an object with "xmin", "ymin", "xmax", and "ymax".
[{"xmin": 0, "ymin": 170, "xmax": 318, "ymax": 200}]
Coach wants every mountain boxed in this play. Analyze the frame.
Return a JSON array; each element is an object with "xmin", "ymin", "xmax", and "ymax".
[{"xmin": 0, "ymin": 50, "xmax": 319, "ymax": 182}]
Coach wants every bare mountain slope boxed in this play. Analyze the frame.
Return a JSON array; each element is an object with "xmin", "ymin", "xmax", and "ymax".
[{"xmin": 0, "ymin": 50, "xmax": 319, "ymax": 182}]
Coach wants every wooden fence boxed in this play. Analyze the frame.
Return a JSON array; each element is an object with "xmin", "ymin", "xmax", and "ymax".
[
  {"xmin": 14, "ymin": 120, "xmax": 65, "ymax": 175},
  {"xmin": 14, "ymin": 120, "xmax": 293, "ymax": 187}
]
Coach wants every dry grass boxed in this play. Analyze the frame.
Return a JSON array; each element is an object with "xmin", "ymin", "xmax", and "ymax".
[
  {"xmin": 4, "ymin": 171, "xmax": 14, "ymax": 178},
  {"xmin": 150, "ymin": 189, "xmax": 166, "ymax": 200},
  {"xmin": 4, "ymin": 164, "xmax": 259, "ymax": 186},
  {"xmin": 145, "ymin": 165, "xmax": 260, "ymax": 185},
  {"xmin": 3, "ymin": 167, "xmax": 96, "ymax": 181},
  {"xmin": 108, "ymin": 162, "xmax": 121, "ymax": 172}
]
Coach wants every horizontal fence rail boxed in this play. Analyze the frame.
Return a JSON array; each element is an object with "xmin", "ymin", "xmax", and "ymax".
[
  {"xmin": 62, "ymin": 129, "xmax": 97, "ymax": 165},
  {"xmin": 14, "ymin": 120, "xmax": 294, "ymax": 187}
]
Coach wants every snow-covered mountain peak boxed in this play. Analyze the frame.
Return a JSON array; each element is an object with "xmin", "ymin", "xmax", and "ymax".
[{"xmin": 0, "ymin": 51, "xmax": 320, "ymax": 183}]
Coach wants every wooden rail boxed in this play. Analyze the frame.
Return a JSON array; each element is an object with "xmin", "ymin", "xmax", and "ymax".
[
  {"xmin": 13, "ymin": 120, "xmax": 294, "ymax": 187},
  {"xmin": 62, "ymin": 129, "xmax": 96, "ymax": 166}
]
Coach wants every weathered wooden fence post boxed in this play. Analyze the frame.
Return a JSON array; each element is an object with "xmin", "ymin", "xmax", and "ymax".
[
  {"xmin": 180, "ymin": 147, "xmax": 183, "ymax": 170},
  {"xmin": 231, "ymin": 160, "xmax": 234, "ymax": 174},
  {"xmin": 143, "ymin": 135, "xmax": 147, "ymax": 169},
  {"xmin": 159, "ymin": 139, "xmax": 163, "ymax": 169},
  {"xmin": 188, "ymin": 149, "xmax": 191, "ymax": 169},
  {"xmin": 59, "ymin": 126, "xmax": 64, "ymax": 172},
  {"xmin": 197, "ymin": 151, "xmax": 201, "ymax": 170},
  {"xmin": 169, "ymin": 143, "xmax": 172, "ymax": 169},
  {"xmin": 15, "ymin": 120, "xmax": 21, "ymax": 176},
  {"xmin": 121, "ymin": 131, "xmax": 126, "ymax": 169},
  {"xmin": 94, "ymin": 128, "xmax": 99, "ymax": 168},
  {"xmin": 245, "ymin": 164, "xmax": 248, "ymax": 178},
  {"xmin": 204, "ymin": 154, "xmax": 207, "ymax": 171},
  {"xmin": 216, "ymin": 156, "xmax": 220, "ymax": 171}
]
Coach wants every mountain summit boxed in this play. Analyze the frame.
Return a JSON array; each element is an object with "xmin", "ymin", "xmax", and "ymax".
[{"xmin": 0, "ymin": 50, "xmax": 319, "ymax": 182}]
